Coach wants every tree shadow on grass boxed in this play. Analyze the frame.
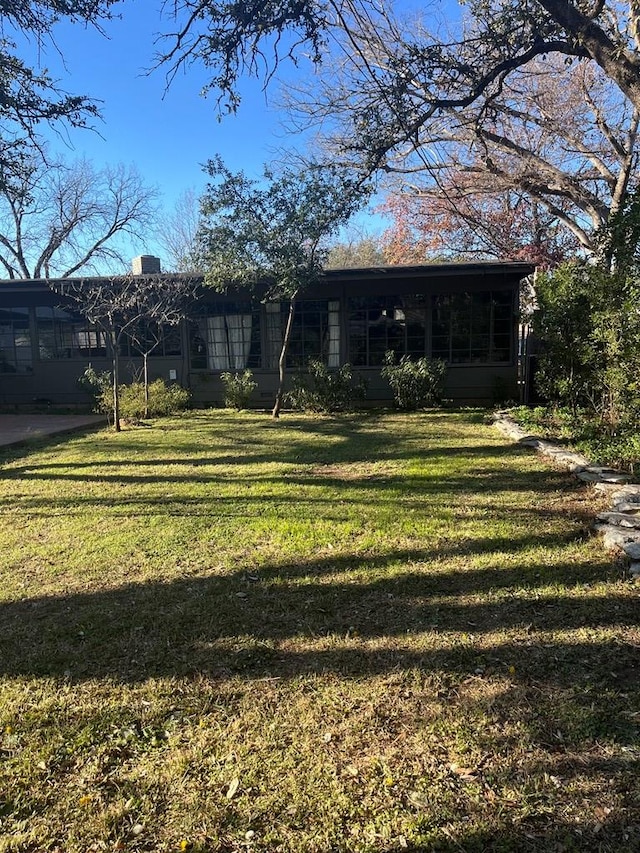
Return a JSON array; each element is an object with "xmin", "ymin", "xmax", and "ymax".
[
  {"xmin": 1, "ymin": 412, "xmax": 638, "ymax": 850},
  {"xmin": 2, "ymin": 551, "xmax": 638, "ymax": 850},
  {"xmin": 394, "ymin": 817, "xmax": 640, "ymax": 852},
  {"xmin": 0, "ymin": 545, "xmax": 635, "ymax": 683}
]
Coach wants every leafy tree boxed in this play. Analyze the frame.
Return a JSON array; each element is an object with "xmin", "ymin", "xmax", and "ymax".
[
  {"xmin": 196, "ymin": 158, "xmax": 371, "ymax": 417},
  {"xmin": 380, "ymin": 189, "xmax": 579, "ymax": 267},
  {"xmin": 534, "ymin": 260, "xmax": 640, "ymax": 430},
  {"xmin": 0, "ymin": 152, "xmax": 158, "ymax": 278}
]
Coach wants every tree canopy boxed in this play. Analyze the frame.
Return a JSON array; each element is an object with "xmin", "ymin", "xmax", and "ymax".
[
  {"xmin": 161, "ymin": 1, "xmax": 640, "ymax": 122},
  {"xmin": 158, "ymin": 1, "xmax": 640, "ymax": 262},
  {"xmin": 198, "ymin": 158, "xmax": 371, "ymax": 297},
  {"xmin": 197, "ymin": 157, "xmax": 372, "ymax": 415}
]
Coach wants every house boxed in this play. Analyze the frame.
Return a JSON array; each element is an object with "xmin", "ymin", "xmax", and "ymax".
[{"xmin": 0, "ymin": 258, "xmax": 534, "ymax": 409}]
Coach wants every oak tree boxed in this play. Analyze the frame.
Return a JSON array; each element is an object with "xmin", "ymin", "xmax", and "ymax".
[{"xmin": 159, "ymin": 0, "xmax": 640, "ymax": 126}]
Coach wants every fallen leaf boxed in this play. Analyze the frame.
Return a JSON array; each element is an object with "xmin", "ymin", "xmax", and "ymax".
[
  {"xmin": 226, "ymin": 777, "xmax": 240, "ymax": 799},
  {"xmin": 594, "ymin": 805, "xmax": 612, "ymax": 822},
  {"xmin": 449, "ymin": 762, "xmax": 476, "ymax": 779}
]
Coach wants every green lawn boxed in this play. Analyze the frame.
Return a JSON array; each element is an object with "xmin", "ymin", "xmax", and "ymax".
[{"xmin": 0, "ymin": 410, "xmax": 638, "ymax": 852}]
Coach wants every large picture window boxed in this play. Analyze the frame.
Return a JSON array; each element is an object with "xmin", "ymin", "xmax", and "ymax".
[
  {"xmin": 119, "ymin": 322, "xmax": 182, "ymax": 358},
  {"xmin": 0, "ymin": 307, "xmax": 32, "ymax": 373},
  {"xmin": 266, "ymin": 299, "xmax": 339, "ymax": 369},
  {"xmin": 189, "ymin": 300, "xmax": 261, "ymax": 370},
  {"xmin": 348, "ymin": 295, "xmax": 428, "ymax": 366},
  {"xmin": 431, "ymin": 291, "xmax": 513, "ymax": 364},
  {"xmin": 36, "ymin": 306, "xmax": 107, "ymax": 360}
]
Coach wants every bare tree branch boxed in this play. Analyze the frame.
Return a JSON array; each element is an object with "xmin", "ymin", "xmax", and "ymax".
[{"xmin": 0, "ymin": 153, "xmax": 158, "ymax": 279}]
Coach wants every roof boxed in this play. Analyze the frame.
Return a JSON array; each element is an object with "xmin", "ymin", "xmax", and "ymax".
[{"xmin": 0, "ymin": 261, "xmax": 535, "ymax": 294}]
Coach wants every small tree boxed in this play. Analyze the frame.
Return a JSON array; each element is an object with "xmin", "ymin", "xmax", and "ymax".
[
  {"xmin": 197, "ymin": 158, "xmax": 371, "ymax": 417},
  {"xmin": 124, "ymin": 276, "xmax": 198, "ymax": 417},
  {"xmin": 52, "ymin": 274, "xmax": 197, "ymax": 429}
]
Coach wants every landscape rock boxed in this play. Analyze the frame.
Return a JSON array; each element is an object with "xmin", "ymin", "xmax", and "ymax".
[
  {"xmin": 622, "ymin": 542, "xmax": 640, "ymax": 561},
  {"xmin": 612, "ymin": 502, "xmax": 640, "ymax": 514},
  {"xmin": 494, "ymin": 412, "xmax": 639, "ymax": 567},
  {"xmin": 595, "ymin": 524, "xmax": 638, "ymax": 551},
  {"xmin": 596, "ymin": 512, "xmax": 640, "ymax": 529},
  {"xmin": 603, "ymin": 484, "xmax": 640, "ymax": 502}
]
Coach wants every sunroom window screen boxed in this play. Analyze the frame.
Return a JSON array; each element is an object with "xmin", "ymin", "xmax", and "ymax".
[
  {"xmin": 266, "ymin": 300, "xmax": 337, "ymax": 369},
  {"xmin": 431, "ymin": 291, "xmax": 512, "ymax": 364},
  {"xmin": 347, "ymin": 295, "xmax": 427, "ymax": 366},
  {"xmin": 0, "ymin": 307, "xmax": 32, "ymax": 373},
  {"xmin": 36, "ymin": 306, "xmax": 106, "ymax": 359}
]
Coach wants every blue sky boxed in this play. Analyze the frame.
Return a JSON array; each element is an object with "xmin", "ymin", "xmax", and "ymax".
[
  {"xmin": 23, "ymin": 1, "xmax": 315, "ymax": 264},
  {"xmin": 23, "ymin": 1, "xmax": 457, "ymax": 266},
  {"xmin": 38, "ymin": 3, "xmax": 293, "ymax": 199}
]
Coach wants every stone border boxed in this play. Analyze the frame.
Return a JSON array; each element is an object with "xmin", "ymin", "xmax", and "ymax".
[{"xmin": 493, "ymin": 411, "xmax": 640, "ymax": 578}]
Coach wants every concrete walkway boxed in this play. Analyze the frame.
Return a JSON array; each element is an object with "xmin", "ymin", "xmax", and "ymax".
[{"xmin": 0, "ymin": 414, "xmax": 105, "ymax": 448}]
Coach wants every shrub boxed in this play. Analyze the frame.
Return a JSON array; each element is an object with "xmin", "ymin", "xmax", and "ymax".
[
  {"xmin": 510, "ymin": 404, "xmax": 640, "ymax": 475},
  {"xmin": 534, "ymin": 262, "xmax": 640, "ymax": 433},
  {"xmin": 381, "ymin": 351, "xmax": 446, "ymax": 410},
  {"xmin": 286, "ymin": 359, "xmax": 366, "ymax": 413},
  {"xmin": 99, "ymin": 379, "xmax": 190, "ymax": 421},
  {"xmin": 77, "ymin": 366, "xmax": 112, "ymax": 414},
  {"xmin": 220, "ymin": 370, "xmax": 257, "ymax": 410}
]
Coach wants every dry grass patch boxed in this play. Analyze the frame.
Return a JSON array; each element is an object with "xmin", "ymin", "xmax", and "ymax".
[{"xmin": 0, "ymin": 409, "xmax": 638, "ymax": 852}]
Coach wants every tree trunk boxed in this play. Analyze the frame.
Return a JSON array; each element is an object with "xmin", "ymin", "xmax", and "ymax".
[
  {"xmin": 272, "ymin": 294, "xmax": 297, "ymax": 419},
  {"xmin": 143, "ymin": 352, "xmax": 150, "ymax": 419},
  {"xmin": 537, "ymin": 0, "xmax": 640, "ymax": 112},
  {"xmin": 111, "ymin": 330, "xmax": 121, "ymax": 432}
]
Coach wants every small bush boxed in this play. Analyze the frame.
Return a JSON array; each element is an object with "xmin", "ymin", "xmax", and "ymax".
[
  {"xmin": 286, "ymin": 359, "xmax": 366, "ymax": 413},
  {"xmin": 78, "ymin": 366, "xmax": 112, "ymax": 414},
  {"xmin": 381, "ymin": 351, "xmax": 446, "ymax": 410},
  {"xmin": 220, "ymin": 370, "xmax": 257, "ymax": 410},
  {"xmin": 99, "ymin": 379, "xmax": 190, "ymax": 421}
]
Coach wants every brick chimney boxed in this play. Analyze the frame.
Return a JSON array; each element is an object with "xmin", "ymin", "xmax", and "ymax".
[{"xmin": 132, "ymin": 255, "xmax": 161, "ymax": 275}]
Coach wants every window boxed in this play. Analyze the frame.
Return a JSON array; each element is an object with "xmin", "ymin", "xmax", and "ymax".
[
  {"xmin": 266, "ymin": 299, "xmax": 339, "ymax": 369},
  {"xmin": 120, "ymin": 321, "xmax": 182, "ymax": 358},
  {"xmin": 189, "ymin": 300, "xmax": 261, "ymax": 370},
  {"xmin": 0, "ymin": 307, "xmax": 32, "ymax": 373},
  {"xmin": 348, "ymin": 295, "xmax": 428, "ymax": 366},
  {"xmin": 36, "ymin": 306, "xmax": 106, "ymax": 359},
  {"xmin": 431, "ymin": 291, "xmax": 513, "ymax": 364}
]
